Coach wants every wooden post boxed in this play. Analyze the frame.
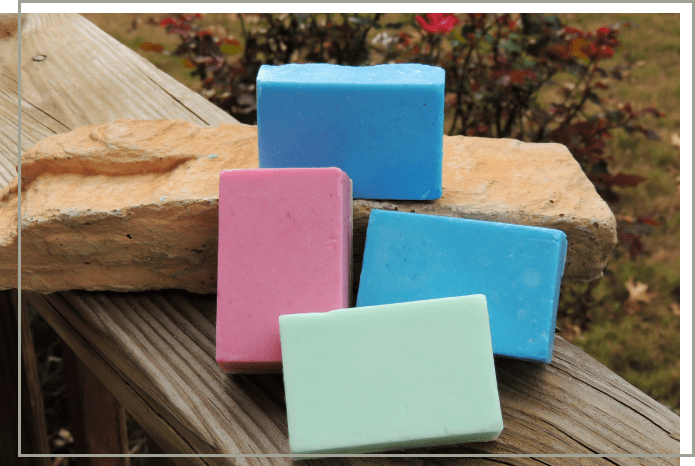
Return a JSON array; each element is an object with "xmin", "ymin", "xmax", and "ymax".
[
  {"xmin": 0, "ymin": 289, "xmax": 21, "ymax": 465},
  {"xmin": 0, "ymin": 290, "xmax": 51, "ymax": 466},
  {"xmin": 62, "ymin": 341, "xmax": 130, "ymax": 466},
  {"xmin": 146, "ymin": 436, "xmax": 176, "ymax": 466}
]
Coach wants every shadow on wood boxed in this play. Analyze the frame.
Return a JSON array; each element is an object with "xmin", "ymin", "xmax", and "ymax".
[
  {"xmin": 0, "ymin": 290, "xmax": 51, "ymax": 466},
  {"xmin": 62, "ymin": 341, "xmax": 130, "ymax": 465},
  {"xmin": 25, "ymin": 290, "xmax": 679, "ymax": 465}
]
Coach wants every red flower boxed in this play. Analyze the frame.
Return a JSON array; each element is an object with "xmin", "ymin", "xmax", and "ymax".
[
  {"xmin": 416, "ymin": 14, "xmax": 460, "ymax": 34},
  {"xmin": 582, "ymin": 43, "xmax": 598, "ymax": 57},
  {"xmin": 596, "ymin": 45, "xmax": 614, "ymax": 59}
]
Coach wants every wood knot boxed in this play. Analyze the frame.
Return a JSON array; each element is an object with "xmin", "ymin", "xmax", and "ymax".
[
  {"xmin": 0, "ymin": 13, "xmax": 20, "ymax": 39},
  {"xmin": 33, "ymin": 54, "xmax": 47, "ymax": 62}
]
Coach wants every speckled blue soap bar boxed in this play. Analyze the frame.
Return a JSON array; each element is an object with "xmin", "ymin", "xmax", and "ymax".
[
  {"xmin": 356, "ymin": 209, "xmax": 568, "ymax": 363},
  {"xmin": 256, "ymin": 63, "xmax": 445, "ymax": 200}
]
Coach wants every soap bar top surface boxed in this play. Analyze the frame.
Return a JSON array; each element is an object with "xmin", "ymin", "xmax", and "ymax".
[
  {"xmin": 356, "ymin": 209, "xmax": 567, "ymax": 363},
  {"xmin": 216, "ymin": 167, "xmax": 352, "ymax": 373},
  {"xmin": 256, "ymin": 63, "xmax": 445, "ymax": 201},
  {"xmin": 279, "ymin": 294, "xmax": 503, "ymax": 455},
  {"xmin": 257, "ymin": 63, "xmax": 445, "ymax": 85}
]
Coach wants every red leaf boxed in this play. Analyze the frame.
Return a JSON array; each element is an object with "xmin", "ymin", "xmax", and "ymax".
[
  {"xmin": 224, "ymin": 38, "xmax": 243, "ymax": 47},
  {"xmin": 159, "ymin": 17, "xmax": 177, "ymax": 27},
  {"xmin": 618, "ymin": 231, "xmax": 644, "ymax": 258},
  {"xmin": 180, "ymin": 13, "xmax": 202, "ymax": 22},
  {"xmin": 638, "ymin": 214, "xmax": 661, "ymax": 226},
  {"xmin": 564, "ymin": 26, "xmax": 585, "ymax": 36},
  {"xmin": 587, "ymin": 140, "xmax": 605, "ymax": 154},
  {"xmin": 610, "ymin": 173, "xmax": 647, "ymax": 187},
  {"xmin": 138, "ymin": 41, "xmax": 164, "ymax": 53},
  {"xmin": 639, "ymin": 107, "xmax": 666, "ymax": 118}
]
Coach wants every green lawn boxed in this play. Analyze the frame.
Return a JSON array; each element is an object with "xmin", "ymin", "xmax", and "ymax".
[{"xmin": 555, "ymin": 13, "xmax": 680, "ymax": 412}]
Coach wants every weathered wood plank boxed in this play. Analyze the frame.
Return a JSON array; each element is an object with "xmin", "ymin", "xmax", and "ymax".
[
  {"xmin": 62, "ymin": 341, "xmax": 130, "ymax": 463},
  {"xmin": 19, "ymin": 14, "xmax": 235, "ymax": 130},
  {"xmin": 146, "ymin": 437, "xmax": 178, "ymax": 466},
  {"xmin": 0, "ymin": 290, "xmax": 51, "ymax": 465},
  {"xmin": 0, "ymin": 290, "xmax": 22, "ymax": 465},
  {"xmin": 26, "ymin": 290, "xmax": 679, "ymax": 464},
  {"xmin": 19, "ymin": 295, "xmax": 52, "ymax": 462},
  {"xmin": 0, "ymin": 14, "xmax": 20, "ymax": 188}
]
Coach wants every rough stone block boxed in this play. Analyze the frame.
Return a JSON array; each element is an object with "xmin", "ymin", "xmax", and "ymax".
[{"xmin": 0, "ymin": 119, "xmax": 616, "ymax": 293}]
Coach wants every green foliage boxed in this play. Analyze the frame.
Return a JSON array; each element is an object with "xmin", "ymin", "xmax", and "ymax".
[{"xmin": 155, "ymin": 12, "xmax": 663, "ymax": 206}]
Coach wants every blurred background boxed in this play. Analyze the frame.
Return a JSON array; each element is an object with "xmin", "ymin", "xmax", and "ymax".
[{"xmin": 26, "ymin": 12, "xmax": 680, "ymax": 463}]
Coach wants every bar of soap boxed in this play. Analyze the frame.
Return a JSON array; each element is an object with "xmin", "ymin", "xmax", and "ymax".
[
  {"xmin": 279, "ymin": 294, "xmax": 503, "ymax": 455},
  {"xmin": 216, "ymin": 167, "xmax": 352, "ymax": 373},
  {"xmin": 256, "ymin": 63, "xmax": 445, "ymax": 201},
  {"xmin": 356, "ymin": 209, "xmax": 567, "ymax": 363}
]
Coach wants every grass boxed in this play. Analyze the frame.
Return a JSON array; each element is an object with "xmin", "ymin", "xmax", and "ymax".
[
  {"xmin": 32, "ymin": 12, "xmax": 680, "ymax": 461},
  {"xmin": 553, "ymin": 13, "xmax": 680, "ymax": 412}
]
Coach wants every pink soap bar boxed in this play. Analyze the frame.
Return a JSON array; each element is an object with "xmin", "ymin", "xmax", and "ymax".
[{"xmin": 216, "ymin": 167, "xmax": 352, "ymax": 373}]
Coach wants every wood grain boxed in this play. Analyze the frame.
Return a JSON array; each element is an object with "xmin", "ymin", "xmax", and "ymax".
[
  {"xmin": 0, "ymin": 290, "xmax": 51, "ymax": 464},
  {"xmin": 0, "ymin": 14, "xmax": 20, "ymax": 188},
  {"xmin": 19, "ymin": 14, "xmax": 235, "ymax": 133},
  {"xmin": 19, "ymin": 295, "xmax": 52, "ymax": 461},
  {"xmin": 9, "ymin": 12, "xmax": 680, "ymax": 464},
  {"xmin": 63, "ymin": 341, "xmax": 130, "ymax": 463},
  {"xmin": 25, "ymin": 290, "xmax": 679, "ymax": 465}
]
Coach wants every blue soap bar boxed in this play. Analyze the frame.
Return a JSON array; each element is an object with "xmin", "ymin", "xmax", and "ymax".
[
  {"xmin": 356, "ymin": 209, "xmax": 568, "ymax": 363},
  {"xmin": 256, "ymin": 63, "xmax": 445, "ymax": 200}
]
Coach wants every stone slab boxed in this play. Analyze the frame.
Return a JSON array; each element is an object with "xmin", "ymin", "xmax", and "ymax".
[{"xmin": 0, "ymin": 119, "xmax": 616, "ymax": 293}]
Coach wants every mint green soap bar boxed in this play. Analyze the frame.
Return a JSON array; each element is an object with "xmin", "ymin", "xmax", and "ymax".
[{"xmin": 279, "ymin": 295, "xmax": 503, "ymax": 455}]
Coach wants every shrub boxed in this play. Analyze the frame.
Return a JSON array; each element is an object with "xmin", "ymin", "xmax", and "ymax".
[
  {"xmin": 153, "ymin": 13, "xmax": 662, "ymax": 209},
  {"xmin": 151, "ymin": 12, "xmax": 665, "ymax": 266}
]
